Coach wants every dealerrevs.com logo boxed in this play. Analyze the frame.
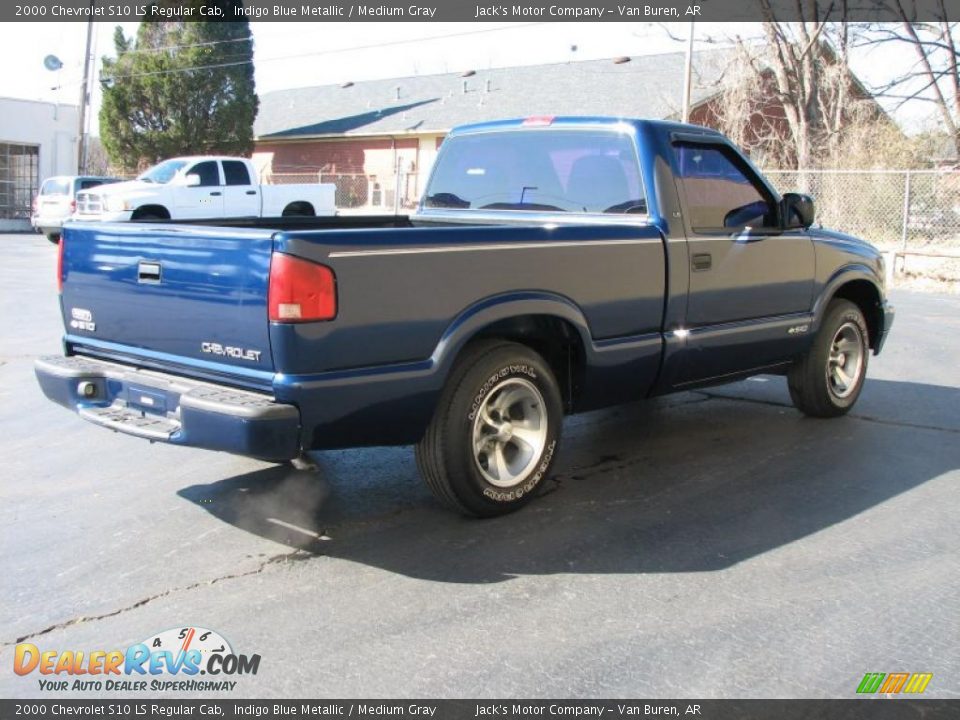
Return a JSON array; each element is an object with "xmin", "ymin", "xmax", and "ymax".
[{"xmin": 14, "ymin": 626, "xmax": 260, "ymax": 692}]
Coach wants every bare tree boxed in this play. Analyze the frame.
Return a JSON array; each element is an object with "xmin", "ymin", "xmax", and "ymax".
[{"xmin": 858, "ymin": 1, "xmax": 959, "ymax": 157}]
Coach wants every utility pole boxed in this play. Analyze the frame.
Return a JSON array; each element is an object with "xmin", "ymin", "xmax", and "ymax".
[
  {"xmin": 76, "ymin": 1, "xmax": 95, "ymax": 174},
  {"xmin": 681, "ymin": 21, "xmax": 694, "ymax": 123}
]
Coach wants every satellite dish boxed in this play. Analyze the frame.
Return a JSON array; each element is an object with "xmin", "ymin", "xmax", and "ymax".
[{"xmin": 44, "ymin": 55, "xmax": 64, "ymax": 71}]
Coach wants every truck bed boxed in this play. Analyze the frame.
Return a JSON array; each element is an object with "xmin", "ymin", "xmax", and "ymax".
[{"xmin": 55, "ymin": 214, "xmax": 667, "ymax": 448}]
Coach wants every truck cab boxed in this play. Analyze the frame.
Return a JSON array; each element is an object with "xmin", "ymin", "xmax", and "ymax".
[{"xmin": 74, "ymin": 155, "xmax": 334, "ymax": 222}]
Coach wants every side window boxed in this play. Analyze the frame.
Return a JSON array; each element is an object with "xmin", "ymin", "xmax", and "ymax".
[
  {"xmin": 188, "ymin": 161, "xmax": 220, "ymax": 187},
  {"xmin": 674, "ymin": 143, "xmax": 774, "ymax": 231},
  {"xmin": 222, "ymin": 161, "xmax": 252, "ymax": 186},
  {"xmin": 78, "ymin": 179, "xmax": 105, "ymax": 191}
]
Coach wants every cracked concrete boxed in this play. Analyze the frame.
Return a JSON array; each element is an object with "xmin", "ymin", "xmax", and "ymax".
[
  {"xmin": 5, "ymin": 550, "xmax": 313, "ymax": 646},
  {"xmin": 1, "ymin": 233, "xmax": 957, "ymax": 698}
]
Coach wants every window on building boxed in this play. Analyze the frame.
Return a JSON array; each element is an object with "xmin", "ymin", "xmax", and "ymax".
[{"xmin": 0, "ymin": 143, "xmax": 40, "ymax": 219}]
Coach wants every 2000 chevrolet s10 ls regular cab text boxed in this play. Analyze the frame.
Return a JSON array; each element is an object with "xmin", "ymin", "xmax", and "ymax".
[{"xmin": 36, "ymin": 117, "xmax": 894, "ymax": 516}]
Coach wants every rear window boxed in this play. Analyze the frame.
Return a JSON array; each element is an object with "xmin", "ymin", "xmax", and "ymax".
[
  {"xmin": 77, "ymin": 179, "xmax": 110, "ymax": 191},
  {"xmin": 424, "ymin": 129, "xmax": 645, "ymax": 214},
  {"xmin": 41, "ymin": 178, "xmax": 70, "ymax": 196}
]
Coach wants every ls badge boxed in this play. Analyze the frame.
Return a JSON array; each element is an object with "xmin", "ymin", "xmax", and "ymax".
[{"xmin": 70, "ymin": 308, "xmax": 96, "ymax": 332}]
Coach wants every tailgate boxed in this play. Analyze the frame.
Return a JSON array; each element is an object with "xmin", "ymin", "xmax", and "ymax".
[{"xmin": 61, "ymin": 223, "xmax": 276, "ymax": 382}]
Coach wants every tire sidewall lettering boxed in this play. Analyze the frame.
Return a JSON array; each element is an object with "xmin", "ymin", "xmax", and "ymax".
[
  {"xmin": 467, "ymin": 364, "xmax": 538, "ymax": 422},
  {"xmin": 482, "ymin": 439, "xmax": 557, "ymax": 503}
]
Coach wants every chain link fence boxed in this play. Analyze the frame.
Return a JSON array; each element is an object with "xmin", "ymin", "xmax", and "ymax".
[
  {"xmin": 260, "ymin": 170, "xmax": 421, "ymax": 213},
  {"xmin": 763, "ymin": 169, "xmax": 960, "ymax": 255},
  {"xmin": 259, "ymin": 165, "xmax": 959, "ymax": 286}
]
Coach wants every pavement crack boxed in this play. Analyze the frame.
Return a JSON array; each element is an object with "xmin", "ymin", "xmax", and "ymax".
[{"xmin": 3, "ymin": 550, "xmax": 312, "ymax": 647}]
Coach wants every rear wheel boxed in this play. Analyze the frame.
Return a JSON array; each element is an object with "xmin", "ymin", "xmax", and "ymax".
[
  {"xmin": 788, "ymin": 299, "xmax": 869, "ymax": 417},
  {"xmin": 416, "ymin": 341, "xmax": 563, "ymax": 517},
  {"xmin": 46, "ymin": 233, "xmax": 61, "ymax": 245}
]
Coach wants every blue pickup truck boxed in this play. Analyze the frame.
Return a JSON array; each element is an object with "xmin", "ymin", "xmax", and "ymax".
[{"xmin": 36, "ymin": 117, "xmax": 894, "ymax": 516}]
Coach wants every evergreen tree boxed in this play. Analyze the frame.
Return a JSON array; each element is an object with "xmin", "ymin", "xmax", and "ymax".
[{"xmin": 99, "ymin": 1, "xmax": 258, "ymax": 171}]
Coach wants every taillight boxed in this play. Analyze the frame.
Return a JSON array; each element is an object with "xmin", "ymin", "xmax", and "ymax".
[
  {"xmin": 268, "ymin": 253, "xmax": 336, "ymax": 322},
  {"xmin": 31, "ymin": 196, "xmax": 38, "ymax": 214},
  {"xmin": 56, "ymin": 235, "xmax": 64, "ymax": 293},
  {"xmin": 70, "ymin": 199, "xmax": 76, "ymax": 214},
  {"xmin": 522, "ymin": 116, "xmax": 555, "ymax": 127}
]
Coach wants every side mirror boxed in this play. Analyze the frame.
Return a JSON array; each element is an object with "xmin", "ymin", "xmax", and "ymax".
[
  {"xmin": 782, "ymin": 192, "xmax": 815, "ymax": 228},
  {"xmin": 184, "ymin": 174, "xmax": 201, "ymax": 188}
]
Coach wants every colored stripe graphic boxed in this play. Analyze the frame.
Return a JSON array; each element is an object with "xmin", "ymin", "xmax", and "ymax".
[
  {"xmin": 857, "ymin": 673, "xmax": 885, "ymax": 693},
  {"xmin": 879, "ymin": 672, "xmax": 910, "ymax": 693},
  {"xmin": 903, "ymin": 673, "xmax": 933, "ymax": 694}
]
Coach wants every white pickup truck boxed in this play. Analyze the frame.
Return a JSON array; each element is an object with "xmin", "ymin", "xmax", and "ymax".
[{"xmin": 74, "ymin": 156, "xmax": 335, "ymax": 222}]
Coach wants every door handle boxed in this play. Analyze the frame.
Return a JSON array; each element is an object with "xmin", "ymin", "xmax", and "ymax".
[
  {"xmin": 138, "ymin": 261, "xmax": 161, "ymax": 284},
  {"xmin": 245, "ymin": 190, "xmax": 257, "ymax": 196},
  {"xmin": 210, "ymin": 191, "xmax": 222, "ymax": 196},
  {"xmin": 691, "ymin": 253, "xmax": 712, "ymax": 271}
]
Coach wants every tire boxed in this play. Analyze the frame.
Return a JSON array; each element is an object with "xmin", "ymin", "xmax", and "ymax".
[
  {"xmin": 788, "ymin": 299, "xmax": 869, "ymax": 417},
  {"xmin": 133, "ymin": 213, "xmax": 163, "ymax": 222},
  {"xmin": 416, "ymin": 340, "xmax": 564, "ymax": 517},
  {"xmin": 46, "ymin": 233, "xmax": 61, "ymax": 244}
]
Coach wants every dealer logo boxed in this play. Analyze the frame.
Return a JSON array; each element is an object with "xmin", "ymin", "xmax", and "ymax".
[
  {"xmin": 14, "ymin": 626, "xmax": 260, "ymax": 693},
  {"xmin": 856, "ymin": 672, "xmax": 933, "ymax": 694}
]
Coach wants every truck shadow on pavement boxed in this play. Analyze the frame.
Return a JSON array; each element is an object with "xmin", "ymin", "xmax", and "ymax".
[{"xmin": 178, "ymin": 377, "xmax": 960, "ymax": 584}]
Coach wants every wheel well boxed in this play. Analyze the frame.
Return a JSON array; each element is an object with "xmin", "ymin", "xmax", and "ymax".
[
  {"xmin": 469, "ymin": 315, "xmax": 586, "ymax": 412},
  {"xmin": 131, "ymin": 205, "xmax": 170, "ymax": 220},
  {"xmin": 831, "ymin": 280, "xmax": 882, "ymax": 349},
  {"xmin": 282, "ymin": 201, "xmax": 315, "ymax": 217}
]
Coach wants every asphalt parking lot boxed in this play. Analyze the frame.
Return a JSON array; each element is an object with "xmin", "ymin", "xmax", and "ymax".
[{"xmin": 0, "ymin": 231, "xmax": 957, "ymax": 699}]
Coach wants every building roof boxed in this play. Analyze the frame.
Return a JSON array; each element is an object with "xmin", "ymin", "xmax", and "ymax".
[{"xmin": 254, "ymin": 48, "xmax": 737, "ymax": 140}]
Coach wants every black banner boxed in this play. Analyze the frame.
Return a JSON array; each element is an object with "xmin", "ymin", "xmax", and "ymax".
[
  {"xmin": 2, "ymin": 0, "xmax": 956, "ymax": 23},
  {"xmin": 0, "ymin": 700, "xmax": 959, "ymax": 720}
]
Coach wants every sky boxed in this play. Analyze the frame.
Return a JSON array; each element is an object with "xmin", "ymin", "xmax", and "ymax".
[{"xmin": 0, "ymin": 20, "xmax": 936, "ymax": 138}]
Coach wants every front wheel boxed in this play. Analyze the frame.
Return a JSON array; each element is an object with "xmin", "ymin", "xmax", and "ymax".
[
  {"xmin": 46, "ymin": 233, "xmax": 61, "ymax": 245},
  {"xmin": 416, "ymin": 341, "xmax": 563, "ymax": 517},
  {"xmin": 788, "ymin": 299, "xmax": 869, "ymax": 417}
]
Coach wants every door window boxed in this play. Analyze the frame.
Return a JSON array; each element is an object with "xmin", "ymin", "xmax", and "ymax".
[
  {"xmin": 674, "ymin": 144, "xmax": 774, "ymax": 231},
  {"xmin": 223, "ymin": 161, "xmax": 252, "ymax": 186},
  {"xmin": 187, "ymin": 161, "xmax": 220, "ymax": 187}
]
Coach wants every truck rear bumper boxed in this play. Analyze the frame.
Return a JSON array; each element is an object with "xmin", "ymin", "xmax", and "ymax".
[{"xmin": 35, "ymin": 355, "xmax": 300, "ymax": 461}]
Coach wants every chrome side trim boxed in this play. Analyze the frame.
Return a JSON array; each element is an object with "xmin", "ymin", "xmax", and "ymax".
[
  {"xmin": 413, "ymin": 208, "xmax": 653, "ymax": 226},
  {"xmin": 329, "ymin": 238, "xmax": 659, "ymax": 258}
]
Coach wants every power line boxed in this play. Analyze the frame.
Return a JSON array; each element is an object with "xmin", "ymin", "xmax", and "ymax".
[
  {"xmin": 116, "ymin": 35, "xmax": 253, "ymax": 55},
  {"xmin": 104, "ymin": 23, "xmax": 547, "ymax": 82}
]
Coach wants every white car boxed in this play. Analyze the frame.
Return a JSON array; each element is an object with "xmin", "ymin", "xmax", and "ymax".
[
  {"xmin": 32, "ymin": 175, "xmax": 122, "ymax": 243},
  {"xmin": 74, "ymin": 156, "xmax": 335, "ymax": 223}
]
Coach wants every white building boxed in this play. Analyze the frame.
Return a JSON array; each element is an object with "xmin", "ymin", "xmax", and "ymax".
[{"xmin": 0, "ymin": 97, "xmax": 79, "ymax": 231}]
